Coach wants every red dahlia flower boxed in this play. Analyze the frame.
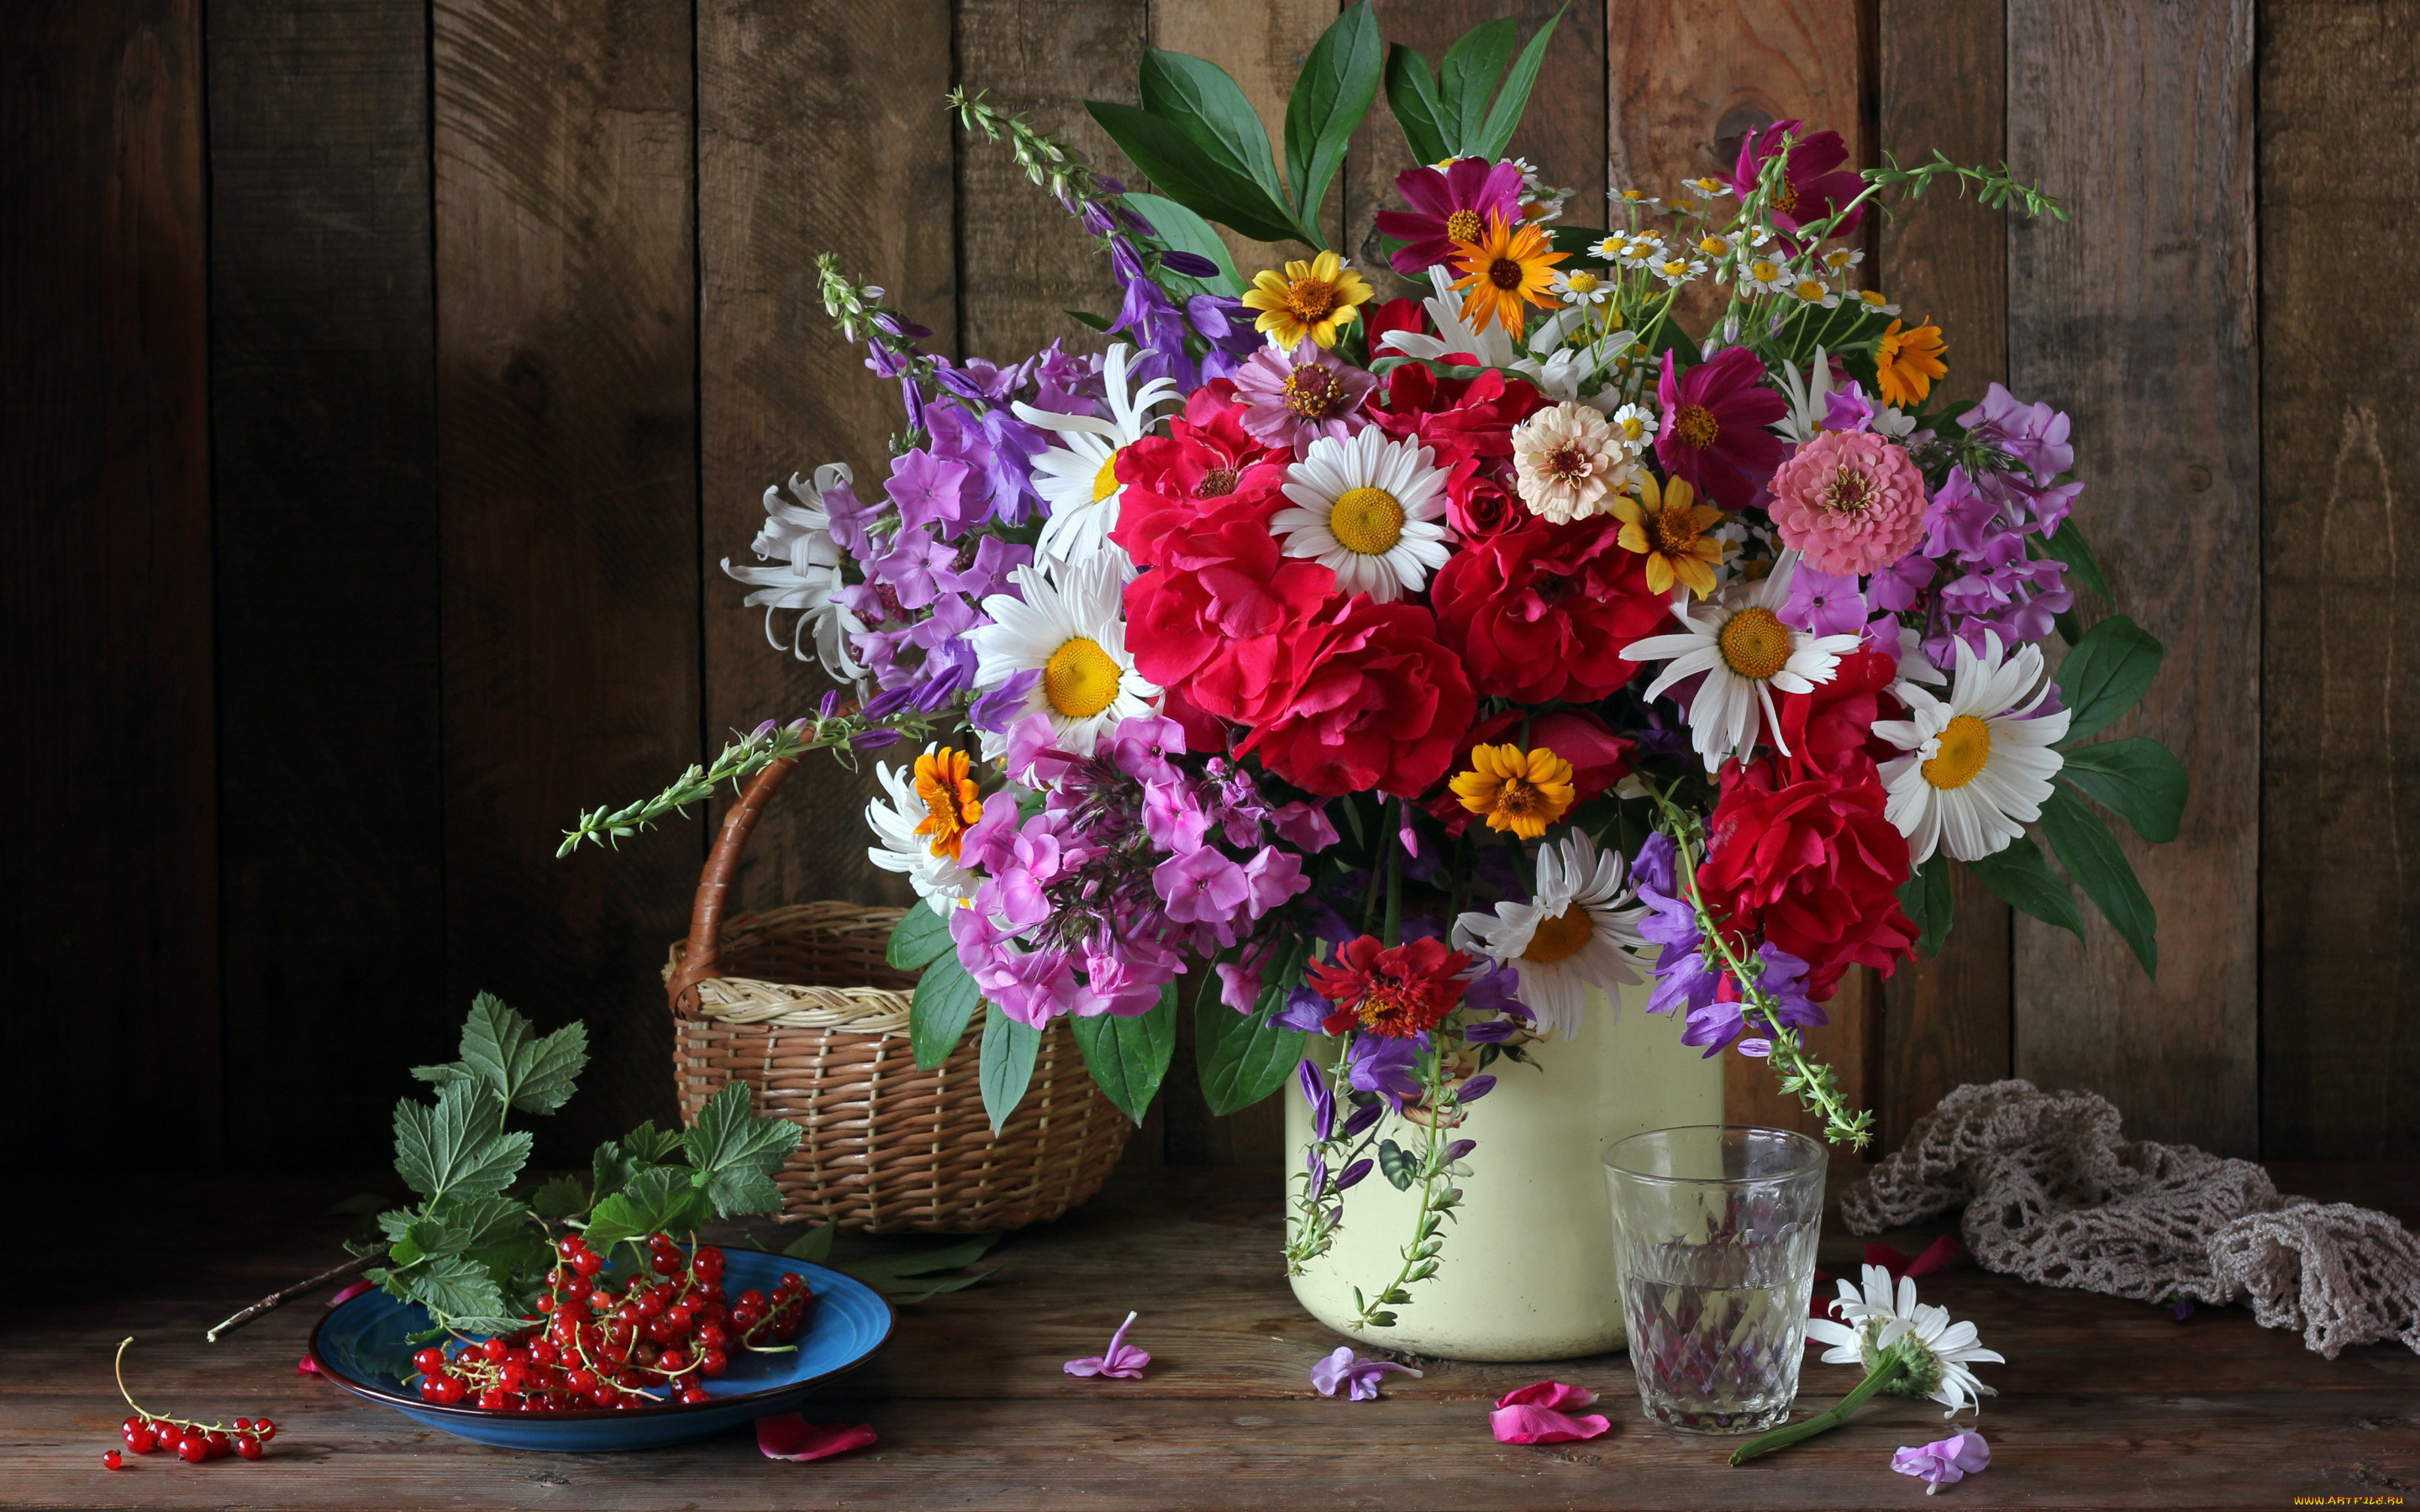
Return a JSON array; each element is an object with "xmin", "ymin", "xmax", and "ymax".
[
  {"xmin": 1374, "ymin": 158, "xmax": 1526, "ymax": 276},
  {"xmin": 1309, "ymin": 935, "xmax": 1475, "ymax": 1038},
  {"xmin": 1110, "ymin": 386, "xmax": 1290, "ymax": 569},
  {"xmin": 1654, "ymin": 347, "xmax": 1790, "ymax": 510},
  {"xmin": 1697, "ymin": 754, "xmax": 1916, "ymax": 1000},
  {"xmin": 1238, "ymin": 596, "xmax": 1476, "ymax": 798},
  {"xmin": 1373, "ymin": 365, "xmax": 1545, "ymax": 466},
  {"xmin": 1429, "ymin": 518, "xmax": 1672, "ymax": 704},
  {"xmin": 1727, "ymin": 119, "xmax": 1866, "ymax": 244},
  {"xmin": 1420, "ymin": 708, "xmax": 1632, "ymax": 837}
]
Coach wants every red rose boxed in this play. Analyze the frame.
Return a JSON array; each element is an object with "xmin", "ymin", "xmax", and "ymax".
[
  {"xmin": 1372, "ymin": 365, "xmax": 1544, "ymax": 465},
  {"xmin": 1364, "ymin": 297, "xmax": 1427, "ymax": 352},
  {"xmin": 1429, "ymin": 518, "xmax": 1672, "ymax": 704},
  {"xmin": 1418, "ymin": 707, "xmax": 1634, "ymax": 836},
  {"xmin": 1443, "ymin": 456, "xmax": 1523, "ymax": 541},
  {"xmin": 1110, "ymin": 387, "xmax": 1289, "ymax": 569},
  {"xmin": 1240, "ymin": 596, "xmax": 1477, "ymax": 798},
  {"xmin": 1123, "ymin": 500, "xmax": 1337, "ymax": 714},
  {"xmin": 1770, "ymin": 643, "xmax": 1902, "ymax": 780},
  {"xmin": 1697, "ymin": 755, "xmax": 1917, "ymax": 1000}
]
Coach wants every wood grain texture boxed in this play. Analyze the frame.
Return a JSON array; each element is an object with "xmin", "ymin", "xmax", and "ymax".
[
  {"xmin": 2256, "ymin": 1, "xmax": 2420, "ymax": 1162},
  {"xmin": 1341, "ymin": 0, "xmax": 1607, "ymax": 299},
  {"xmin": 697, "ymin": 0, "xmax": 953, "ymax": 922},
  {"xmin": 0, "ymin": 0, "xmax": 220, "ymax": 1166},
  {"xmin": 2006, "ymin": 1, "xmax": 2260, "ymax": 1155},
  {"xmin": 954, "ymin": 0, "xmax": 1146, "ymax": 362},
  {"xmin": 1873, "ymin": 0, "xmax": 2014, "ymax": 1153},
  {"xmin": 205, "ymin": 0, "xmax": 450, "ymax": 1168},
  {"xmin": 433, "ymin": 0, "xmax": 702, "ymax": 1156}
]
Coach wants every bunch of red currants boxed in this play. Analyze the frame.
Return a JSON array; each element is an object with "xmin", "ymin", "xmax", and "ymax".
[
  {"xmin": 110, "ymin": 1412, "xmax": 276, "ymax": 1469},
  {"xmin": 408, "ymin": 1232, "xmax": 813, "ymax": 1412}
]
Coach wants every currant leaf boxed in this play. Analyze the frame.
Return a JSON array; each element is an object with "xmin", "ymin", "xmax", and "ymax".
[
  {"xmin": 392, "ymin": 1080, "xmax": 532, "ymax": 1203},
  {"xmin": 682, "ymin": 1083, "xmax": 802, "ymax": 1218}
]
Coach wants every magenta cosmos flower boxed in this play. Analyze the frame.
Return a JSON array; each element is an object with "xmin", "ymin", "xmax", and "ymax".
[
  {"xmin": 1767, "ymin": 429, "xmax": 1928, "ymax": 575},
  {"xmin": 1654, "ymin": 348, "xmax": 1789, "ymax": 510},
  {"xmin": 1374, "ymin": 158, "xmax": 1524, "ymax": 275},
  {"xmin": 1230, "ymin": 339, "xmax": 1376, "ymax": 454},
  {"xmin": 1728, "ymin": 119, "xmax": 1865, "ymax": 243}
]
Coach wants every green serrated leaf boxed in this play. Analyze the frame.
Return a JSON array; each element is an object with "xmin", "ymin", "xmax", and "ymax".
[
  {"xmin": 591, "ymin": 1141, "xmax": 638, "ymax": 1210},
  {"xmin": 681, "ymin": 1083, "xmax": 799, "ymax": 1218},
  {"xmin": 1139, "ymin": 49, "xmax": 1297, "ymax": 220},
  {"xmin": 1470, "ymin": 4, "xmax": 1566, "ymax": 160},
  {"xmin": 1069, "ymin": 986, "xmax": 1178, "ymax": 1125},
  {"xmin": 1126, "ymin": 192, "xmax": 1246, "ymax": 298},
  {"xmin": 1965, "ymin": 835, "xmax": 2086, "ymax": 942},
  {"xmin": 886, "ymin": 902, "xmax": 953, "ymax": 971},
  {"xmin": 782, "ymin": 1224, "xmax": 835, "ymax": 1264},
  {"xmin": 529, "ymin": 1173, "xmax": 588, "ymax": 1221},
  {"xmin": 1282, "ymin": 1, "xmax": 1381, "ymax": 239},
  {"xmin": 392, "ymin": 1080, "xmax": 531, "ymax": 1203},
  {"xmin": 400, "ymin": 1254, "xmax": 508, "ymax": 1326},
  {"xmin": 1897, "ymin": 853, "xmax": 1955, "ymax": 958},
  {"xmin": 1437, "ymin": 17, "xmax": 1516, "ymax": 154},
  {"xmin": 2038, "ymin": 786, "xmax": 2160, "ymax": 979},
  {"xmin": 2059, "ymin": 738, "xmax": 2189, "ymax": 843},
  {"xmin": 1084, "ymin": 100, "xmax": 1304, "ymax": 246},
  {"xmin": 584, "ymin": 1166, "xmax": 716, "ymax": 1258},
  {"xmin": 979, "ymin": 1009, "xmax": 1040, "ymax": 1134},
  {"xmin": 454, "ymin": 993, "xmax": 590, "ymax": 1118},
  {"xmin": 418, "ymin": 1193, "xmax": 529, "ymax": 1255},
  {"xmin": 910, "ymin": 947, "xmax": 983, "ymax": 1072},
  {"xmin": 2054, "ymin": 614, "xmax": 2164, "ymax": 743},
  {"xmin": 618, "ymin": 1120, "xmax": 685, "ymax": 1165}
]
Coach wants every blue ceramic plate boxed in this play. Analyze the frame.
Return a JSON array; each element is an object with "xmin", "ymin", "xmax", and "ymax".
[{"xmin": 308, "ymin": 1247, "xmax": 893, "ymax": 1452}]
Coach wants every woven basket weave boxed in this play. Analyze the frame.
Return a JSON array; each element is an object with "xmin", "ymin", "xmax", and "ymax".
[{"xmin": 663, "ymin": 758, "xmax": 1133, "ymax": 1233}]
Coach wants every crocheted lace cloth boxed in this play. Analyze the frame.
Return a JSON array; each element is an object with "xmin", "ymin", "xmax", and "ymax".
[{"xmin": 1839, "ymin": 1080, "xmax": 2420, "ymax": 1359}]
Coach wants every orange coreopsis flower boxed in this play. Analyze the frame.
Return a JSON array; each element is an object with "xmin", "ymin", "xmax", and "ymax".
[
  {"xmin": 1872, "ymin": 318, "xmax": 1948, "ymax": 409},
  {"xmin": 1448, "ymin": 215, "xmax": 1566, "ymax": 334}
]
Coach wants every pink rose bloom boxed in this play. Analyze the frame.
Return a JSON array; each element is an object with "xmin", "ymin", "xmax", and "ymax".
[
  {"xmin": 1230, "ymin": 339, "xmax": 1376, "ymax": 455},
  {"xmin": 1766, "ymin": 429, "xmax": 1928, "ymax": 575}
]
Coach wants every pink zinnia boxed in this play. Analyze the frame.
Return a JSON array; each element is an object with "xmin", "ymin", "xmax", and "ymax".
[
  {"xmin": 1767, "ymin": 429, "xmax": 1928, "ymax": 575},
  {"xmin": 1653, "ymin": 347, "xmax": 1789, "ymax": 510},
  {"xmin": 1229, "ymin": 339, "xmax": 1376, "ymax": 455},
  {"xmin": 1374, "ymin": 158, "xmax": 1524, "ymax": 275}
]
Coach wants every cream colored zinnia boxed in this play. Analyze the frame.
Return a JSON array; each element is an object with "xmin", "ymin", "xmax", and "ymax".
[{"xmin": 1510, "ymin": 401, "xmax": 1633, "ymax": 523}]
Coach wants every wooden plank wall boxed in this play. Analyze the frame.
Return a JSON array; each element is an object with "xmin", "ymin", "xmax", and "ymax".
[{"xmin": 8, "ymin": 0, "xmax": 2412, "ymax": 1169}]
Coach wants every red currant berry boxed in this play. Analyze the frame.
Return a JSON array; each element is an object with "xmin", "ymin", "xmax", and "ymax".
[
  {"xmin": 702, "ymin": 1348, "xmax": 729, "ymax": 1377},
  {"xmin": 584, "ymin": 1384, "xmax": 618, "ymax": 1408},
  {"xmin": 557, "ymin": 1236, "xmax": 585, "ymax": 1261},
  {"xmin": 571, "ymin": 1249, "xmax": 602, "ymax": 1277},
  {"xmin": 692, "ymin": 1246, "xmax": 725, "ymax": 1279},
  {"xmin": 560, "ymin": 1276, "xmax": 591, "ymax": 1305},
  {"xmin": 658, "ymin": 1347, "xmax": 689, "ymax": 1371},
  {"xmin": 429, "ymin": 1377, "xmax": 467, "ymax": 1406},
  {"xmin": 562, "ymin": 1368, "xmax": 597, "ymax": 1394},
  {"xmin": 676, "ymin": 1385, "xmax": 711, "ymax": 1405},
  {"xmin": 176, "ymin": 1434, "xmax": 210, "ymax": 1464},
  {"xmin": 103, "ymin": 1447, "xmax": 124, "ymax": 1470},
  {"xmin": 477, "ymin": 1388, "xmax": 510, "ymax": 1411},
  {"xmin": 122, "ymin": 1423, "xmax": 156, "ymax": 1454},
  {"xmin": 480, "ymin": 1336, "xmax": 509, "ymax": 1362},
  {"xmin": 412, "ymin": 1347, "xmax": 448, "ymax": 1374},
  {"xmin": 695, "ymin": 1322, "xmax": 727, "ymax": 1350},
  {"xmin": 529, "ymin": 1341, "xmax": 560, "ymax": 1366},
  {"xmin": 204, "ymin": 1431, "xmax": 232, "ymax": 1459},
  {"xmin": 235, "ymin": 1434, "xmax": 264, "ymax": 1460},
  {"xmin": 254, "ymin": 1419, "xmax": 276, "ymax": 1443}
]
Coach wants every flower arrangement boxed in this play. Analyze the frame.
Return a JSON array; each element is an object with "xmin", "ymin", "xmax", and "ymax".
[{"xmin": 571, "ymin": 4, "xmax": 2184, "ymax": 1330}]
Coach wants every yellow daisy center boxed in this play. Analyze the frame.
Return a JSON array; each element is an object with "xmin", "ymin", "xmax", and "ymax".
[
  {"xmin": 1092, "ymin": 449, "xmax": 1122, "ymax": 503},
  {"xmin": 1044, "ymin": 638, "xmax": 1122, "ymax": 719},
  {"xmin": 1749, "ymin": 258, "xmax": 1783, "ymax": 283},
  {"xmin": 1717, "ymin": 606, "xmax": 1793, "ymax": 680},
  {"xmin": 1697, "ymin": 235, "xmax": 1728, "ymax": 257},
  {"xmin": 1523, "ymin": 906, "xmax": 1595, "ymax": 965},
  {"xmin": 1794, "ymin": 279, "xmax": 1827, "ymax": 302},
  {"xmin": 1445, "ymin": 208, "xmax": 1484, "ymax": 244},
  {"xmin": 1674, "ymin": 403, "xmax": 1720, "ymax": 450},
  {"xmin": 1563, "ymin": 270, "xmax": 1600, "ymax": 295},
  {"xmin": 1329, "ymin": 486, "xmax": 1405, "ymax": 554},
  {"xmin": 1923, "ymin": 714, "xmax": 1993, "ymax": 790}
]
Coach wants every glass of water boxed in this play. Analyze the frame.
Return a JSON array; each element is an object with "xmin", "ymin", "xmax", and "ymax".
[{"xmin": 1602, "ymin": 1125, "xmax": 1828, "ymax": 1434}]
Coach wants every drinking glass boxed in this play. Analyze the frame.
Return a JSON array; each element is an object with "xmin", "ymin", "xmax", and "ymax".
[{"xmin": 1602, "ymin": 1125, "xmax": 1828, "ymax": 1434}]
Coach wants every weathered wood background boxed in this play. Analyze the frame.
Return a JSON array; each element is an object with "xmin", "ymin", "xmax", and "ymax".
[{"xmin": 4, "ymin": 0, "xmax": 2407, "ymax": 1171}]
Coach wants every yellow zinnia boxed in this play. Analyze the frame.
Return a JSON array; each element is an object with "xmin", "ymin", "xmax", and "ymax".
[
  {"xmin": 1448, "ymin": 743, "xmax": 1576, "ymax": 839},
  {"xmin": 911, "ymin": 747, "xmax": 983, "ymax": 861},
  {"xmin": 1241, "ymin": 249, "xmax": 1373, "ymax": 349},
  {"xmin": 1873, "ymin": 318, "xmax": 1948, "ymax": 409},
  {"xmin": 1448, "ymin": 214, "xmax": 1567, "ymax": 335},
  {"xmin": 1611, "ymin": 471, "xmax": 1727, "ymax": 599}
]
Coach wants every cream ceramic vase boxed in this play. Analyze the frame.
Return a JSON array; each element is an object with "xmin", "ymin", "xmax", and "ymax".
[{"xmin": 1282, "ymin": 979, "xmax": 1723, "ymax": 1361}]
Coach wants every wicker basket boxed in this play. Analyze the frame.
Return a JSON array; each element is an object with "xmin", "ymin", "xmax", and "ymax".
[{"xmin": 663, "ymin": 757, "xmax": 1133, "ymax": 1233}]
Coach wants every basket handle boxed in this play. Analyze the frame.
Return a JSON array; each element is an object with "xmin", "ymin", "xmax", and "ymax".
[{"xmin": 666, "ymin": 755, "xmax": 799, "ymax": 1016}]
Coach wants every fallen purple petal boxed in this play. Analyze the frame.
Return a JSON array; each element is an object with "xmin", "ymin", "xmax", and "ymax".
[{"xmin": 1064, "ymin": 1310, "xmax": 1150, "ymax": 1381}]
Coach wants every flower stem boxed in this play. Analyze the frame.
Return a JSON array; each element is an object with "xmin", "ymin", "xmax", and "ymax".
[{"xmin": 1728, "ymin": 1357, "xmax": 1907, "ymax": 1467}]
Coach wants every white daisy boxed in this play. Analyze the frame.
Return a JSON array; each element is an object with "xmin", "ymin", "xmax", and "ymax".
[
  {"xmin": 1649, "ymin": 254, "xmax": 1706, "ymax": 289},
  {"xmin": 1270, "ymin": 424, "xmax": 1455, "ymax": 602},
  {"xmin": 1610, "ymin": 402, "xmax": 1660, "ymax": 451},
  {"xmin": 1737, "ymin": 250, "xmax": 1794, "ymax": 297},
  {"xmin": 1451, "ymin": 832, "xmax": 1649, "ymax": 1041},
  {"xmin": 1549, "ymin": 266, "xmax": 1616, "ymax": 307},
  {"xmin": 1873, "ymin": 631, "xmax": 2071, "ymax": 864},
  {"xmin": 721, "ymin": 465, "xmax": 865, "ymax": 681},
  {"xmin": 865, "ymin": 751, "xmax": 977, "ymax": 916},
  {"xmin": 1622, "ymin": 554, "xmax": 1862, "ymax": 771},
  {"xmin": 1691, "ymin": 230, "xmax": 1736, "ymax": 261},
  {"xmin": 1806, "ymin": 1264, "xmax": 2006, "ymax": 1417},
  {"xmin": 1851, "ymin": 288, "xmax": 1902, "ymax": 318},
  {"xmin": 1013, "ymin": 343, "xmax": 1178, "ymax": 570},
  {"xmin": 1788, "ymin": 276, "xmax": 1840, "ymax": 309},
  {"xmin": 1818, "ymin": 245, "xmax": 1865, "ymax": 274},
  {"xmin": 1610, "ymin": 186, "xmax": 1661, "ymax": 213},
  {"xmin": 1677, "ymin": 175, "xmax": 1732, "ymax": 203},
  {"xmin": 1614, "ymin": 234, "xmax": 1664, "ymax": 270},
  {"xmin": 969, "ymin": 554, "xmax": 1159, "ymax": 757}
]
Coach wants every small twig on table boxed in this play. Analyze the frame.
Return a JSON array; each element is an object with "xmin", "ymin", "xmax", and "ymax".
[{"xmin": 205, "ymin": 1250, "xmax": 384, "ymax": 1343}]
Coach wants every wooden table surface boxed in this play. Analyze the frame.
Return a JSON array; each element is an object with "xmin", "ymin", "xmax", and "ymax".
[{"xmin": 7, "ymin": 1162, "xmax": 2417, "ymax": 1511}]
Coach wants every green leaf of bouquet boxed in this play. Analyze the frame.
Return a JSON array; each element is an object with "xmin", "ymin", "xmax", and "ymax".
[
  {"xmin": 910, "ymin": 946, "xmax": 982, "ymax": 1071},
  {"xmin": 401, "ymin": 1254, "xmax": 508, "ymax": 1326},
  {"xmin": 1085, "ymin": 101, "xmax": 1302, "ymax": 246},
  {"xmin": 2054, "ymin": 614, "xmax": 2163, "ymax": 743},
  {"xmin": 1139, "ymin": 49, "xmax": 1296, "ymax": 213},
  {"xmin": 2060, "ymin": 738, "xmax": 2190, "ymax": 844},
  {"xmin": 1471, "ymin": 3, "xmax": 1566, "ymax": 161},
  {"xmin": 1382, "ymin": 45, "xmax": 1451, "ymax": 166},
  {"xmin": 1070, "ymin": 984, "xmax": 1179, "ymax": 1125},
  {"xmin": 529, "ymin": 1173, "xmax": 588, "ymax": 1221},
  {"xmin": 1898, "ymin": 853, "xmax": 1955, "ymax": 958},
  {"xmin": 584, "ymin": 1166, "xmax": 715, "ymax": 1258},
  {"xmin": 684, "ymin": 1082, "xmax": 802, "ymax": 1218},
  {"xmin": 2038, "ymin": 786, "xmax": 2160, "ymax": 979},
  {"xmin": 1123, "ymin": 192, "xmax": 1246, "ymax": 297},
  {"xmin": 2037, "ymin": 515, "xmax": 2112, "ymax": 601},
  {"xmin": 1284, "ymin": 1, "xmax": 1381, "ymax": 240},
  {"xmin": 1437, "ymin": 17, "xmax": 1516, "ymax": 153},
  {"xmin": 392, "ymin": 1080, "xmax": 531, "ymax": 1202},
  {"xmin": 886, "ymin": 901, "xmax": 953, "ymax": 971},
  {"xmin": 781, "ymin": 1224, "xmax": 835, "ymax": 1264},
  {"xmin": 1195, "ymin": 950, "xmax": 1307, "ymax": 1116},
  {"xmin": 979, "ymin": 1008, "xmax": 1041, "ymax": 1134},
  {"xmin": 1062, "ymin": 307, "xmax": 1113, "ymax": 333},
  {"xmin": 1964, "ymin": 836, "xmax": 2086, "ymax": 942}
]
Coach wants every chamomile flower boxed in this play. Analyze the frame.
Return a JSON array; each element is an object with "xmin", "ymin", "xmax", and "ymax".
[
  {"xmin": 1677, "ymin": 175, "xmax": 1732, "ymax": 203},
  {"xmin": 1649, "ymin": 254, "xmax": 1706, "ymax": 288},
  {"xmin": 1591, "ymin": 234, "xmax": 1626, "ymax": 261},
  {"xmin": 1015, "ymin": 343, "xmax": 1178, "ymax": 569},
  {"xmin": 970, "ymin": 554, "xmax": 1160, "ymax": 758},
  {"xmin": 1691, "ymin": 230, "xmax": 1736, "ymax": 260},
  {"xmin": 1611, "ymin": 185, "xmax": 1662, "ymax": 213},
  {"xmin": 1738, "ymin": 250, "xmax": 1794, "ymax": 297},
  {"xmin": 1819, "ymin": 245, "xmax": 1865, "ymax": 275},
  {"xmin": 1272, "ymin": 424, "xmax": 1455, "ymax": 602},
  {"xmin": 1789, "ymin": 276, "xmax": 1840, "ymax": 308},
  {"xmin": 865, "ymin": 748, "xmax": 980, "ymax": 916},
  {"xmin": 1549, "ymin": 266, "xmax": 1616, "ymax": 307},
  {"xmin": 1622, "ymin": 553, "xmax": 1860, "ymax": 770},
  {"xmin": 1613, "ymin": 234, "xmax": 1663, "ymax": 269},
  {"xmin": 1873, "ymin": 632, "xmax": 2070, "ymax": 864},
  {"xmin": 1852, "ymin": 288, "xmax": 1902, "ymax": 317},
  {"xmin": 1805, "ymin": 1265, "xmax": 2006, "ymax": 1417},
  {"xmin": 1451, "ymin": 831, "xmax": 1649, "ymax": 1040},
  {"xmin": 1611, "ymin": 402, "xmax": 1660, "ymax": 450}
]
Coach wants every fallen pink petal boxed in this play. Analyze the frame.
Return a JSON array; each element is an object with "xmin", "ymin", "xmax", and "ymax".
[
  {"xmin": 1891, "ymin": 1430, "xmax": 1991, "ymax": 1491},
  {"xmin": 1490, "ymin": 1381, "xmax": 1611, "ymax": 1444},
  {"xmin": 1308, "ymin": 1345, "xmax": 1420, "ymax": 1401},
  {"xmin": 757, "ymin": 1413, "xmax": 878, "ymax": 1462},
  {"xmin": 1063, "ymin": 1310, "xmax": 1150, "ymax": 1380},
  {"xmin": 294, "ymin": 1355, "xmax": 318, "ymax": 1375}
]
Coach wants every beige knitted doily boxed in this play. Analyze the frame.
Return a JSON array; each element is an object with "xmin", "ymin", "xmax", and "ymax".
[{"xmin": 1839, "ymin": 1080, "xmax": 2420, "ymax": 1359}]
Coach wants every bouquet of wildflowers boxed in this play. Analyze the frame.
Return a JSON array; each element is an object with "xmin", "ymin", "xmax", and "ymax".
[{"xmin": 573, "ymin": 4, "xmax": 2184, "ymax": 1327}]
